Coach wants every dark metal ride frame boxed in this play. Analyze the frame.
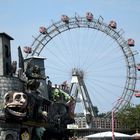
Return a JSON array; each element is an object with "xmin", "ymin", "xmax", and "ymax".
[{"xmin": 26, "ymin": 14, "xmax": 137, "ymax": 115}]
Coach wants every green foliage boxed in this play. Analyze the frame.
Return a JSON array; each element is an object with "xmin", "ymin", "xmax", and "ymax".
[
  {"xmin": 98, "ymin": 113, "xmax": 107, "ymax": 118},
  {"xmin": 116, "ymin": 104, "xmax": 140, "ymax": 131},
  {"xmin": 92, "ymin": 106, "xmax": 99, "ymax": 117}
]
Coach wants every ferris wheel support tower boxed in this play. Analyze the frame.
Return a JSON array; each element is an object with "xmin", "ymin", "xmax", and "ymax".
[{"xmin": 70, "ymin": 68, "xmax": 95, "ymax": 127}]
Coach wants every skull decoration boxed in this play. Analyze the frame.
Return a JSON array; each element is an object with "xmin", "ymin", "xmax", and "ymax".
[{"xmin": 4, "ymin": 91, "xmax": 28, "ymax": 117}]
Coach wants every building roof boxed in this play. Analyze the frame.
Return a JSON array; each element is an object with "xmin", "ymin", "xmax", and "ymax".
[
  {"xmin": 132, "ymin": 131, "xmax": 140, "ymax": 139},
  {"xmin": 0, "ymin": 32, "xmax": 14, "ymax": 40},
  {"xmin": 85, "ymin": 131, "xmax": 132, "ymax": 138},
  {"xmin": 24, "ymin": 56, "xmax": 47, "ymax": 61}
]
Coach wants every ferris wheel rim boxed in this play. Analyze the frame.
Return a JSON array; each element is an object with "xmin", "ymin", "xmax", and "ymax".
[{"xmin": 25, "ymin": 14, "xmax": 137, "ymax": 114}]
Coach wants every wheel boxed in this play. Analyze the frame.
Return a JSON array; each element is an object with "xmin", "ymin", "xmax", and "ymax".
[{"xmin": 25, "ymin": 13, "xmax": 137, "ymax": 115}]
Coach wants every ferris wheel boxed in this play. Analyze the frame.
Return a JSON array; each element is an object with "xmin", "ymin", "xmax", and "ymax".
[{"xmin": 24, "ymin": 12, "xmax": 138, "ymax": 117}]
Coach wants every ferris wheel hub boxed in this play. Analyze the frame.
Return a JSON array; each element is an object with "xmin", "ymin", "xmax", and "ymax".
[{"xmin": 72, "ymin": 68, "xmax": 84, "ymax": 78}]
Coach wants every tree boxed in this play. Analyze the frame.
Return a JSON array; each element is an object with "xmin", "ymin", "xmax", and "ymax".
[
  {"xmin": 91, "ymin": 105, "xmax": 99, "ymax": 117},
  {"xmin": 116, "ymin": 104, "xmax": 140, "ymax": 131}
]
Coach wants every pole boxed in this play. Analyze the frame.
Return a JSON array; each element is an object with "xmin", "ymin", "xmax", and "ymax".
[
  {"xmin": 111, "ymin": 97, "xmax": 134, "ymax": 140},
  {"xmin": 112, "ymin": 110, "xmax": 115, "ymax": 140}
]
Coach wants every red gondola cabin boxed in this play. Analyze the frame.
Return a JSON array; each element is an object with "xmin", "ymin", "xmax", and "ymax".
[
  {"xmin": 136, "ymin": 64, "xmax": 140, "ymax": 71},
  {"xmin": 39, "ymin": 26, "xmax": 47, "ymax": 34},
  {"xmin": 61, "ymin": 15, "xmax": 69, "ymax": 23},
  {"xmin": 109, "ymin": 20, "xmax": 117, "ymax": 29},
  {"xmin": 134, "ymin": 90, "xmax": 140, "ymax": 97},
  {"xmin": 23, "ymin": 46, "xmax": 32, "ymax": 54},
  {"xmin": 86, "ymin": 12, "xmax": 93, "ymax": 22},
  {"xmin": 134, "ymin": 92, "xmax": 140, "ymax": 98},
  {"xmin": 127, "ymin": 38, "xmax": 135, "ymax": 46}
]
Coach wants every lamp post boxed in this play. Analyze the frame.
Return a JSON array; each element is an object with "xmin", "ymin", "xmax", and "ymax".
[
  {"xmin": 112, "ymin": 110, "xmax": 115, "ymax": 140},
  {"xmin": 111, "ymin": 97, "xmax": 135, "ymax": 140},
  {"xmin": 111, "ymin": 98, "xmax": 124, "ymax": 140},
  {"xmin": 111, "ymin": 98, "xmax": 125, "ymax": 140}
]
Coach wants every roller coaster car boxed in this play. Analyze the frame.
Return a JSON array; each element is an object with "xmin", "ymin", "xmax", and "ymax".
[
  {"xmin": 108, "ymin": 20, "xmax": 117, "ymax": 29},
  {"xmin": 61, "ymin": 15, "xmax": 69, "ymax": 23},
  {"xmin": 127, "ymin": 38, "xmax": 135, "ymax": 46},
  {"xmin": 86, "ymin": 12, "xmax": 93, "ymax": 21},
  {"xmin": 23, "ymin": 46, "xmax": 32, "ymax": 54},
  {"xmin": 39, "ymin": 26, "xmax": 47, "ymax": 34}
]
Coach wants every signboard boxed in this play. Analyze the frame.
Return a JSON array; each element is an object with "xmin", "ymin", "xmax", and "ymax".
[{"xmin": 67, "ymin": 124, "xmax": 78, "ymax": 129}]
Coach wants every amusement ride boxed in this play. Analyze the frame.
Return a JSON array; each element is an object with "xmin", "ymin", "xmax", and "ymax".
[
  {"xmin": 0, "ymin": 12, "xmax": 140, "ymax": 140},
  {"xmin": 24, "ymin": 12, "xmax": 139, "ymax": 128}
]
